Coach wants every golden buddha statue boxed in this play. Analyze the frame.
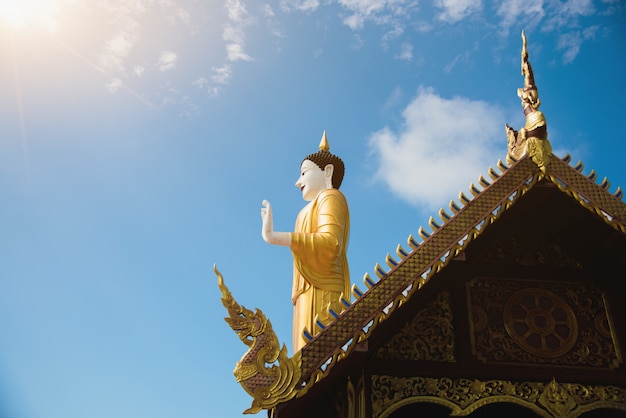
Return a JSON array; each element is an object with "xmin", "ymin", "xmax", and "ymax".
[{"xmin": 261, "ymin": 132, "xmax": 350, "ymax": 352}]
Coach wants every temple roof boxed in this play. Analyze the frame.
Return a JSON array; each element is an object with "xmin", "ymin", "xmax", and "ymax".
[
  {"xmin": 216, "ymin": 145, "xmax": 626, "ymax": 415},
  {"xmin": 294, "ymin": 151, "xmax": 626, "ymax": 396}
]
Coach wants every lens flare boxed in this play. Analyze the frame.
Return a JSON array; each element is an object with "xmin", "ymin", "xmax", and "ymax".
[{"xmin": 0, "ymin": 0, "xmax": 62, "ymax": 32}]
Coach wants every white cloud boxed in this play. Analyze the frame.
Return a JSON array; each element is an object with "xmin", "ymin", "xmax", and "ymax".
[
  {"xmin": 99, "ymin": 32, "xmax": 136, "ymax": 71},
  {"xmin": 395, "ymin": 42, "xmax": 413, "ymax": 60},
  {"xmin": 157, "ymin": 51, "xmax": 178, "ymax": 71},
  {"xmin": 279, "ymin": 0, "xmax": 321, "ymax": 12},
  {"xmin": 369, "ymin": 86, "xmax": 506, "ymax": 211},
  {"xmin": 107, "ymin": 33, "xmax": 134, "ymax": 57},
  {"xmin": 435, "ymin": 0, "xmax": 482, "ymax": 23},
  {"xmin": 226, "ymin": 43, "xmax": 253, "ymax": 61},
  {"xmin": 193, "ymin": 77, "xmax": 209, "ymax": 89},
  {"xmin": 443, "ymin": 48, "xmax": 475, "ymax": 73},
  {"xmin": 133, "ymin": 65, "xmax": 145, "ymax": 77},
  {"xmin": 211, "ymin": 64, "xmax": 232, "ymax": 84},
  {"xmin": 223, "ymin": 1, "xmax": 254, "ymax": 60},
  {"xmin": 226, "ymin": 0, "xmax": 255, "ymax": 24},
  {"xmin": 157, "ymin": 51, "xmax": 177, "ymax": 71},
  {"xmin": 207, "ymin": 86, "xmax": 220, "ymax": 97},
  {"xmin": 381, "ymin": 24, "xmax": 404, "ymax": 47},
  {"xmin": 496, "ymin": 0, "xmax": 545, "ymax": 34},
  {"xmin": 557, "ymin": 26, "xmax": 598, "ymax": 64},
  {"xmin": 262, "ymin": 4, "xmax": 285, "ymax": 38},
  {"xmin": 263, "ymin": 4, "xmax": 276, "ymax": 17},
  {"xmin": 223, "ymin": 24, "xmax": 253, "ymax": 61},
  {"xmin": 96, "ymin": 0, "xmax": 146, "ymax": 72},
  {"xmin": 338, "ymin": 0, "xmax": 411, "ymax": 30},
  {"xmin": 343, "ymin": 13, "xmax": 365, "ymax": 30},
  {"xmin": 175, "ymin": 7, "xmax": 191, "ymax": 25},
  {"xmin": 106, "ymin": 78, "xmax": 123, "ymax": 93},
  {"xmin": 545, "ymin": 0, "xmax": 594, "ymax": 30}
]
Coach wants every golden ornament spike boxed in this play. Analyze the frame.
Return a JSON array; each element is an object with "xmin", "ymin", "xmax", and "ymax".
[
  {"xmin": 407, "ymin": 234, "xmax": 419, "ymax": 250},
  {"xmin": 439, "ymin": 207, "xmax": 451, "ymax": 222},
  {"xmin": 396, "ymin": 244, "xmax": 409, "ymax": 259},
  {"xmin": 488, "ymin": 167, "xmax": 500, "ymax": 180},
  {"xmin": 351, "ymin": 283, "xmax": 364, "ymax": 299},
  {"xmin": 470, "ymin": 183, "xmax": 482, "ymax": 197},
  {"xmin": 326, "ymin": 303, "xmax": 339, "ymax": 319},
  {"xmin": 505, "ymin": 153, "xmax": 517, "ymax": 165},
  {"xmin": 302, "ymin": 327, "xmax": 313, "ymax": 341},
  {"xmin": 561, "ymin": 153, "xmax": 572, "ymax": 163},
  {"xmin": 319, "ymin": 130, "xmax": 329, "ymax": 151},
  {"xmin": 314, "ymin": 314, "xmax": 326, "ymax": 330},
  {"xmin": 363, "ymin": 272, "xmax": 376, "ymax": 288},
  {"xmin": 374, "ymin": 262, "xmax": 387, "ymax": 278},
  {"xmin": 587, "ymin": 169, "xmax": 597, "ymax": 181},
  {"xmin": 600, "ymin": 177, "xmax": 610, "ymax": 190},
  {"xmin": 385, "ymin": 253, "xmax": 398, "ymax": 268}
]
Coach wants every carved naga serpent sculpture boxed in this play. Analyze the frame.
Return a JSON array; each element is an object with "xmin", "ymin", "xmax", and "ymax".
[{"xmin": 214, "ymin": 265, "xmax": 302, "ymax": 414}]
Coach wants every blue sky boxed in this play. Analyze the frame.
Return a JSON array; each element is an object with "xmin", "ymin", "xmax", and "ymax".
[{"xmin": 0, "ymin": 0, "xmax": 624, "ymax": 417}]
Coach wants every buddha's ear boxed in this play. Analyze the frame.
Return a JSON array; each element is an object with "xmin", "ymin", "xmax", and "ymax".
[{"xmin": 324, "ymin": 164, "xmax": 334, "ymax": 187}]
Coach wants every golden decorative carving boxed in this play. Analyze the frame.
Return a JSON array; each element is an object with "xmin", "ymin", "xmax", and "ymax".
[
  {"xmin": 538, "ymin": 379, "xmax": 578, "ymax": 417},
  {"xmin": 215, "ymin": 266, "xmax": 301, "ymax": 414},
  {"xmin": 373, "ymin": 291, "xmax": 456, "ymax": 362},
  {"xmin": 371, "ymin": 375, "xmax": 626, "ymax": 418},
  {"xmin": 469, "ymin": 230, "xmax": 582, "ymax": 268},
  {"xmin": 503, "ymin": 288, "xmax": 578, "ymax": 358},
  {"xmin": 505, "ymin": 30, "xmax": 552, "ymax": 171},
  {"xmin": 468, "ymin": 279, "xmax": 622, "ymax": 368}
]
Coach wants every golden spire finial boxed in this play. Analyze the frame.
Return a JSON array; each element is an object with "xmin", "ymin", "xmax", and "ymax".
[{"xmin": 319, "ymin": 131, "xmax": 329, "ymax": 151}]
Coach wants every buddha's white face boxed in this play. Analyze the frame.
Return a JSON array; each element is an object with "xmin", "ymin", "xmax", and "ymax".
[{"xmin": 295, "ymin": 159, "xmax": 331, "ymax": 201}]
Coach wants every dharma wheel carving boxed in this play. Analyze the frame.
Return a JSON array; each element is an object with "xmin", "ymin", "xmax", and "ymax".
[{"xmin": 503, "ymin": 288, "xmax": 578, "ymax": 358}]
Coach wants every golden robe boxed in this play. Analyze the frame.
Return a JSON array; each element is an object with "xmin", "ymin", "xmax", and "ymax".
[{"xmin": 290, "ymin": 188, "xmax": 350, "ymax": 352}]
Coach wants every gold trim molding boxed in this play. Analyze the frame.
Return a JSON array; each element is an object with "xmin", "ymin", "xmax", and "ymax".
[{"xmin": 371, "ymin": 375, "xmax": 626, "ymax": 418}]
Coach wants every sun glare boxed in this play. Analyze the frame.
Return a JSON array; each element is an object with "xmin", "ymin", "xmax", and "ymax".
[{"xmin": 0, "ymin": 0, "xmax": 62, "ymax": 32}]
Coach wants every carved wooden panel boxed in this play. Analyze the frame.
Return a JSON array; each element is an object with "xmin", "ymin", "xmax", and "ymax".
[
  {"xmin": 371, "ymin": 375, "xmax": 626, "ymax": 418},
  {"xmin": 467, "ymin": 278, "xmax": 621, "ymax": 368},
  {"xmin": 373, "ymin": 291, "xmax": 456, "ymax": 362}
]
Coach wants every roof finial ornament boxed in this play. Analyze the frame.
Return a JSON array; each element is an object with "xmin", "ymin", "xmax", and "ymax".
[
  {"xmin": 319, "ymin": 130, "xmax": 329, "ymax": 151},
  {"xmin": 505, "ymin": 30, "xmax": 552, "ymax": 172}
]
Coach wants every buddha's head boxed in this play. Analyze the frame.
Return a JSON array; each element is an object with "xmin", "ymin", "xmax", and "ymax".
[{"xmin": 295, "ymin": 132, "xmax": 345, "ymax": 201}]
